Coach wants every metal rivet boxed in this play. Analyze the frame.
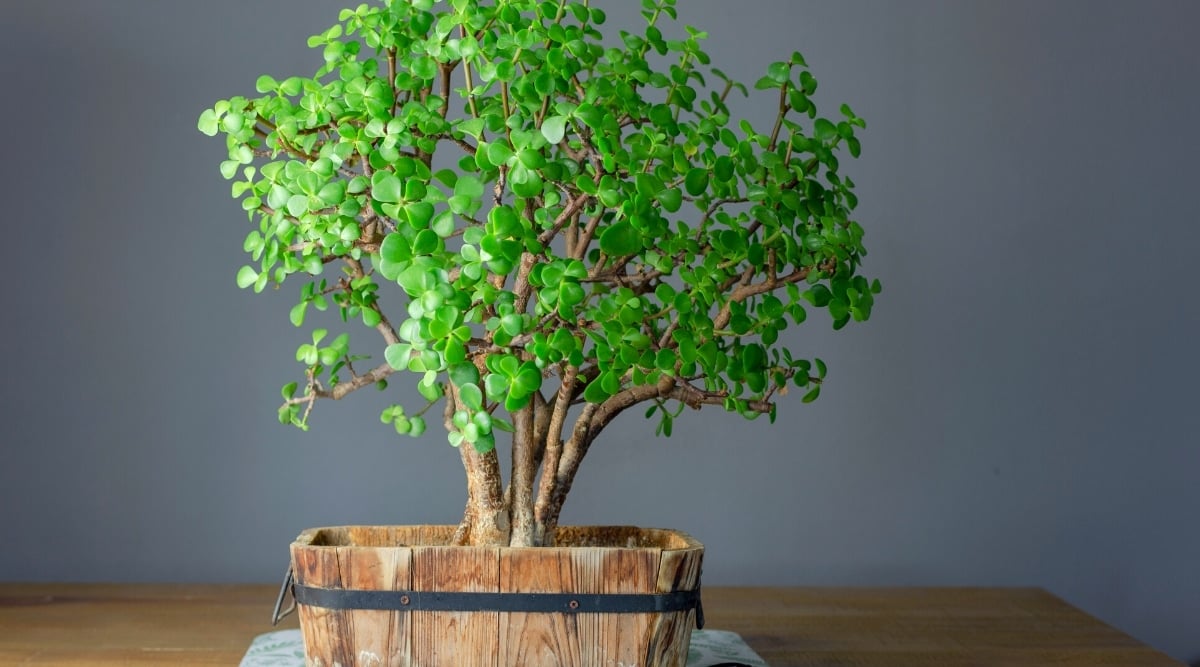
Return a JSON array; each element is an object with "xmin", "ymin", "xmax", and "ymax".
[
  {"xmin": 400, "ymin": 595, "xmax": 411, "ymax": 605},
  {"xmin": 568, "ymin": 599, "xmax": 580, "ymax": 610}
]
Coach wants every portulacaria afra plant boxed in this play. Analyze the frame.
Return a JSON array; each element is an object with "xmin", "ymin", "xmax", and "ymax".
[{"xmin": 200, "ymin": 0, "xmax": 879, "ymax": 547}]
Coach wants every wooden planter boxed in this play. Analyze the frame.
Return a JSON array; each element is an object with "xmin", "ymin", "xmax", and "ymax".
[{"xmin": 289, "ymin": 525, "xmax": 703, "ymax": 667}]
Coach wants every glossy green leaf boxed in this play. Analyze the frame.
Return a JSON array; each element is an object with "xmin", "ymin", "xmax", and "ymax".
[
  {"xmin": 236, "ymin": 266, "xmax": 258, "ymax": 289},
  {"xmin": 684, "ymin": 168, "xmax": 709, "ymax": 197},
  {"xmin": 541, "ymin": 115, "xmax": 567, "ymax": 144},
  {"xmin": 458, "ymin": 383, "xmax": 483, "ymax": 410},
  {"xmin": 599, "ymin": 220, "xmax": 640, "ymax": 256},
  {"xmin": 371, "ymin": 172, "xmax": 404, "ymax": 203}
]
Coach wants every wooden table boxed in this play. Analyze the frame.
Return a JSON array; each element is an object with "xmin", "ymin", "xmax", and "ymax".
[{"xmin": 0, "ymin": 584, "xmax": 1180, "ymax": 666}]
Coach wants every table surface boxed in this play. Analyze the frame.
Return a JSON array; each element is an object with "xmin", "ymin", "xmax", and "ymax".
[{"xmin": 0, "ymin": 584, "xmax": 1180, "ymax": 666}]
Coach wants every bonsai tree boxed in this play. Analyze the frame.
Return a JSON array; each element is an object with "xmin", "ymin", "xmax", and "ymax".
[{"xmin": 200, "ymin": 0, "xmax": 878, "ymax": 548}]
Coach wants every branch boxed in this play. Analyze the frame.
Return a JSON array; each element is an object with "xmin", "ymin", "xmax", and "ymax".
[
  {"xmin": 712, "ymin": 259, "xmax": 834, "ymax": 330},
  {"xmin": 512, "ymin": 252, "xmax": 538, "ymax": 315},
  {"xmin": 460, "ymin": 26, "xmax": 480, "ymax": 119},
  {"xmin": 665, "ymin": 380, "xmax": 773, "ymax": 414},
  {"xmin": 537, "ymin": 191, "xmax": 593, "ymax": 246},
  {"xmin": 344, "ymin": 258, "xmax": 400, "ymax": 345},
  {"xmin": 533, "ymin": 364, "xmax": 578, "ymax": 530},
  {"xmin": 768, "ymin": 81, "xmax": 789, "ymax": 152},
  {"xmin": 539, "ymin": 402, "xmax": 599, "ymax": 542},
  {"xmin": 434, "ymin": 133, "xmax": 478, "ymax": 156},
  {"xmin": 282, "ymin": 361, "xmax": 394, "ymax": 404},
  {"xmin": 255, "ymin": 121, "xmax": 321, "ymax": 162},
  {"xmin": 590, "ymin": 375, "xmax": 675, "ymax": 434},
  {"xmin": 509, "ymin": 400, "xmax": 536, "ymax": 546}
]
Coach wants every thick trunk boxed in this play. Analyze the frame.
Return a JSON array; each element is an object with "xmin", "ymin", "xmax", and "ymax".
[
  {"xmin": 452, "ymin": 368, "xmax": 646, "ymax": 547},
  {"xmin": 448, "ymin": 385, "xmax": 509, "ymax": 547}
]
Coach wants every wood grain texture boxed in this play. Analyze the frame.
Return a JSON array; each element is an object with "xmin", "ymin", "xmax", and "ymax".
[
  {"xmin": 289, "ymin": 525, "xmax": 702, "ymax": 666},
  {"xmin": 339, "ymin": 545, "xmax": 411, "ymax": 666},
  {"xmin": 411, "ymin": 544, "xmax": 501, "ymax": 667},
  {"xmin": 499, "ymin": 548, "xmax": 583, "ymax": 666},
  {"xmin": 0, "ymin": 584, "xmax": 1181, "ymax": 666},
  {"xmin": 648, "ymin": 537, "xmax": 703, "ymax": 667}
]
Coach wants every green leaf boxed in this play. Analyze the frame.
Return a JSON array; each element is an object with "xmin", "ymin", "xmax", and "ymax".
[
  {"xmin": 513, "ymin": 362, "xmax": 542, "ymax": 394},
  {"xmin": 767, "ymin": 61, "xmax": 790, "ymax": 84},
  {"xmin": 684, "ymin": 168, "xmax": 709, "ymax": 196},
  {"xmin": 371, "ymin": 171, "xmax": 404, "ymax": 203},
  {"xmin": 583, "ymin": 377, "xmax": 610, "ymax": 403},
  {"xmin": 500, "ymin": 313, "xmax": 523, "ymax": 336},
  {"xmin": 289, "ymin": 302, "xmax": 307, "ymax": 327},
  {"xmin": 197, "ymin": 109, "xmax": 219, "ymax": 136},
  {"xmin": 286, "ymin": 194, "xmax": 308, "ymax": 217},
  {"xmin": 413, "ymin": 229, "xmax": 440, "ymax": 255},
  {"xmin": 362, "ymin": 308, "xmax": 382, "ymax": 327},
  {"xmin": 473, "ymin": 431, "xmax": 496, "ymax": 453},
  {"xmin": 599, "ymin": 220, "xmax": 640, "ymax": 256},
  {"xmin": 379, "ymin": 233, "xmax": 411, "ymax": 264},
  {"xmin": 455, "ymin": 174, "xmax": 484, "ymax": 200},
  {"xmin": 814, "ymin": 118, "xmax": 837, "ymax": 141},
  {"xmin": 541, "ymin": 115, "xmax": 567, "ymax": 144},
  {"xmin": 518, "ymin": 149, "xmax": 547, "ymax": 169},
  {"xmin": 449, "ymin": 362, "xmax": 480, "ymax": 387},
  {"xmin": 657, "ymin": 188, "xmax": 683, "ymax": 213},
  {"xmin": 458, "ymin": 383, "xmax": 483, "ymax": 410},
  {"xmin": 487, "ymin": 141, "xmax": 514, "ymax": 167},
  {"xmin": 406, "ymin": 202, "xmax": 435, "ymax": 229},
  {"xmin": 432, "ymin": 210, "xmax": 455, "ymax": 238},
  {"xmin": 418, "ymin": 378, "xmax": 443, "ymax": 401},
  {"xmin": 802, "ymin": 285, "xmax": 832, "ymax": 307},
  {"xmin": 384, "ymin": 343, "xmax": 411, "ymax": 370},
  {"xmin": 714, "ymin": 156, "xmax": 734, "ymax": 183},
  {"xmin": 255, "ymin": 75, "xmax": 278, "ymax": 93},
  {"xmin": 411, "ymin": 55, "xmax": 437, "ymax": 80},
  {"xmin": 236, "ymin": 266, "xmax": 258, "ymax": 289},
  {"xmin": 484, "ymin": 373, "xmax": 508, "ymax": 399},
  {"xmin": 635, "ymin": 173, "xmax": 663, "ymax": 197}
]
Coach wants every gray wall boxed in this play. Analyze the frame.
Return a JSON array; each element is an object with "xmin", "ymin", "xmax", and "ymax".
[{"xmin": 2, "ymin": 0, "xmax": 1197, "ymax": 661}]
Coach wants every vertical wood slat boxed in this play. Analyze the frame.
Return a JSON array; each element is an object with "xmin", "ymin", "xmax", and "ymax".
[
  {"xmin": 499, "ymin": 549, "xmax": 583, "ymax": 667},
  {"xmin": 338, "ymin": 545, "xmax": 412, "ymax": 666},
  {"xmin": 291, "ymin": 529, "xmax": 345, "ymax": 666},
  {"xmin": 411, "ymin": 545, "xmax": 500, "ymax": 667},
  {"xmin": 293, "ymin": 528, "xmax": 415, "ymax": 667},
  {"xmin": 576, "ymin": 547, "xmax": 663, "ymax": 667},
  {"xmin": 291, "ymin": 526, "xmax": 701, "ymax": 667},
  {"xmin": 648, "ymin": 544, "xmax": 704, "ymax": 667}
]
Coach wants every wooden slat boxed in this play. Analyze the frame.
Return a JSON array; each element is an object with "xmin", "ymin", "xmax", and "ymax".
[
  {"xmin": 499, "ymin": 548, "xmax": 584, "ymax": 666},
  {"xmin": 410, "ymin": 545, "xmax": 501, "ymax": 667},
  {"xmin": 567, "ymin": 545, "xmax": 663, "ymax": 666},
  {"xmin": 337, "ymin": 545, "xmax": 412, "ymax": 666},
  {"xmin": 291, "ymin": 531, "xmax": 350, "ymax": 664},
  {"xmin": 647, "ymin": 535, "xmax": 704, "ymax": 667}
]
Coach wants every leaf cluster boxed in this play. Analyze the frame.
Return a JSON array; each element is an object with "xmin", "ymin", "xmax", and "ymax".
[{"xmin": 201, "ymin": 0, "xmax": 879, "ymax": 450}]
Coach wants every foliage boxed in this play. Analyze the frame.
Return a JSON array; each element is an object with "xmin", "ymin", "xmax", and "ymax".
[{"xmin": 200, "ymin": 0, "xmax": 878, "ymax": 544}]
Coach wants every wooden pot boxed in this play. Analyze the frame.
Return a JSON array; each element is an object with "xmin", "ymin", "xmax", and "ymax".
[{"xmin": 289, "ymin": 525, "xmax": 703, "ymax": 667}]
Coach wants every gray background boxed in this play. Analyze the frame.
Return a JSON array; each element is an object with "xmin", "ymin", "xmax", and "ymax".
[{"xmin": 1, "ymin": 0, "xmax": 1197, "ymax": 662}]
